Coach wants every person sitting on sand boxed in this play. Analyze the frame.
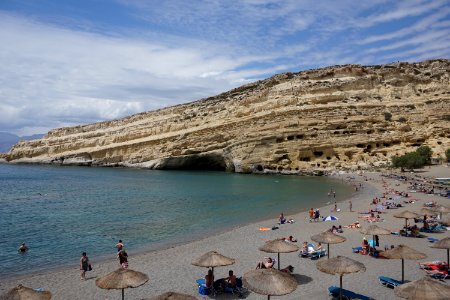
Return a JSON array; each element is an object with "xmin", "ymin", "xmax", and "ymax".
[
  {"xmin": 256, "ymin": 257, "xmax": 274, "ymax": 269},
  {"xmin": 18, "ymin": 243, "xmax": 28, "ymax": 253},
  {"xmin": 316, "ymin": 242, "xmax": 323, "ymax": 251},
  {"xmin": 278, "ymin": 213, "xmax": 286, "ymax": 224},
  {"xmin": 205, "ymin": 269, "xmax": 214, "ymax": 288},
  {"xmin": 361, "ymin": 238, "xmax": 369, "ymax": 255},
  {"xmin": 337, "ymin": 225, "xmax": 344, "ymax": 233},
  {"xmin": 301, "ymin": 241, "xmax": 308, "ymax": 254},
  {"xmin": 330, "ymin": 225, "xmax": 338, "ymax": 233},
  {"xmin": 225, "ymin": 270, "xmax": 237, "ymax": 288},
  {"xmin": 281, "ymin": 265, "xmax": 294, "ymax": 274}
]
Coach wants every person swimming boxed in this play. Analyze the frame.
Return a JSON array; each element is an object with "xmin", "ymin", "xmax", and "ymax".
[{"xmin": 18, "ymin": 243, "xmax": 28, "ymax": 253}]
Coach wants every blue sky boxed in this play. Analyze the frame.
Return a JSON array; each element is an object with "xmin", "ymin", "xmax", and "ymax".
[{"xmin": 0, "ymin": 0, "xmax": 449, "ymax": 135}]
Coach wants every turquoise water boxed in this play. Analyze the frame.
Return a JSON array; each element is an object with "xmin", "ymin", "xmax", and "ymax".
[{"xmin": 0, "ymin": 164, "xmax": 353, "ymax": 278}]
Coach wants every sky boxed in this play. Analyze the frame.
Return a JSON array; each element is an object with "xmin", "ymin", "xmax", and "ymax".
[{"xmin": 0, "ymin": 0, "xmax": 449, "ymax": 136}]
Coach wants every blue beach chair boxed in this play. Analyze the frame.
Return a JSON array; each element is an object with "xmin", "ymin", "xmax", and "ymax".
[
  {"xmin": 378, "ymin": 276, "xmax": 403, "ymax": 288},
  {"xmin": 427, "ymin": 237, "xmax": 439, "ymax": 243},
  {"xmin": 328, "ymin": 286, "xmax": 373, "ymax": 300}
]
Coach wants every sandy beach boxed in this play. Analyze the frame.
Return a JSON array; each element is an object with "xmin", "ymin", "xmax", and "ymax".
[{"xmin": 1, "ymin": 166, "xmax": 449, "ymax": 300}]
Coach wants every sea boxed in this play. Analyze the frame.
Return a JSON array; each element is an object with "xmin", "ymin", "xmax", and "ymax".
[{"xmin": 0, "ymin": 163, "xmax": 354, "ymax": 278}]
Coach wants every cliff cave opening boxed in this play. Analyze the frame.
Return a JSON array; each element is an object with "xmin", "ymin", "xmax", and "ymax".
[{"xmin": 160, "ymin": 153, "xmax": 229, "ymax": 171}]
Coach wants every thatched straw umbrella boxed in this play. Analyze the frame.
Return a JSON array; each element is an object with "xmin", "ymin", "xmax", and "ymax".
[
  {"xmin": 191, "ymin": 251, "xmax": 235, "ymax": 277},
  {"xmin": 382, "ymin": 245, "xmax": 427, "ymax": 283},
  {"xmin": 259, "ymin": 239, "xmax": 300, "ymax": 270},
  {"xmin": 394, "ymin": 276, "xmax": 450, "ymax": 300},
  {"xmin": 430, "ymin": 205, "xmax": 450, "ymax": 219},
  {"xmin": 142, "ymin": 292, "xmax": 197, "ymax": 300},
  {"xmin": 420, "ymin": 207, "xmax": 436, "ymax": 216},
  {"xmin": 95, "ymin": 268, "xmax": 149, "ymax": 300},
  {"xmin": 360, "ymin": 225, "xmax": 391, "ymax": 255},
  {"xmin": 0, "ymin": 284, "xmax": 52, "ymax": 300},
  {"xmin": 242, "ymin": 268, "xmax": 297, "ymax": 300},
  {"xmin": 394, "ymin": 211, "xmax": 420, "ymax": 236},
  {"xmin": 316, "ymin": 256, "xmax": 365, "ymax": 300},
  {"xmin": 431, "ymin": 237, "xmax": 450, "ymax": 267},
  {"xmin": 311, "ymin": 231, "xmax": 346, "ymax": 259}
]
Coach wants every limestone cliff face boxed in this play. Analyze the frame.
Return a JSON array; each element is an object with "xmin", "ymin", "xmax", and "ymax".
[{"xmin": 5, "ymin": 59, "xmax": 450, "ymax": 173}]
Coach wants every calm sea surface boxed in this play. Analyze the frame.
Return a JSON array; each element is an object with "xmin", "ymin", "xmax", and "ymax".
[{"xmin": 0, "ymin": 164, "xmax": 353, "ymax": 278}]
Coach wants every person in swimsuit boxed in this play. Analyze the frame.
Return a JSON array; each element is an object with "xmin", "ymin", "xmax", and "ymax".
[
  {"xmin": 205, "ymin": 269, "xmax": 214, "ymax": 288},
  {"xmin": 118, "ymin": 249, "xmax": 128, "ymax": 268},
  {"xmin": 80, "ymin": 252, "xmax": 89, "ymax": 280},
  {"xmin": 18, "ymin": 243, "xmax": 28, "ymax": 253},
  {"xmin": 116, "ymin": 240, "xmax": 124, "ymax": 252}
]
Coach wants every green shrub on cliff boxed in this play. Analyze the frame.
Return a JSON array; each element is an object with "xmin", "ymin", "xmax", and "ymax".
[
  {"xmin": 392, "ymin": 151, "xmax": 427, "ymax": 171},
  {"xmin": 416, "ymin": 145, "xmax": 433, "ymax": 164}
]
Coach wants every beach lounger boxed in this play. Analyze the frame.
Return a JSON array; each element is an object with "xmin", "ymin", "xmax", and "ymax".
[
  {"xmin": 352, "ymin": 246, "xmax": 363, "ymax": 253},
  {"xmin": 309, "ymin": 249, "xmax": 327, "ymax": 260},
  {"xmin": 328, "ymin": 286, "xmax": 373, "ymax": 300},
  {"xmin": 425, "ymin": 269, "xmax": 449, "ymax": 280},
  {"xmin": 378, "ymin": 276, "xmax": 403, "ymax": 288}
]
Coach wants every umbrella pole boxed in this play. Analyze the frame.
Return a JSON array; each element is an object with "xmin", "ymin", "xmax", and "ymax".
[
  {"xmin": 122, "ymin": 288, "xmax": 124, "ymax": 300},
  {"xmin": 339, "ymin": 275, "xmax": 343, "ymax": 300},
  {"xmin": 278, "ymin": 252, "xmax": 280, "ymax": 270},
  {"xmin": 401, "ymin": 259, "xmax": 404, "ymax": 283},
  {"xmin": 268, "ymin": 295, "xmax": 270, "ymax": 300},
  {"xmin": 327, "ymin": 243, "xmax": 330, "ymax": 259}
]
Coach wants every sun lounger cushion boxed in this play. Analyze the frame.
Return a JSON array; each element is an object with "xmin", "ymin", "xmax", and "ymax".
[{"xmin": 378, "ymin": 276, "xmax": 402, "ymax": 288}]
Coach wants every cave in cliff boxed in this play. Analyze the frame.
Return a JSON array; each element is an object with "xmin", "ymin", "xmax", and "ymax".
[{"xmin": 159, "ymin": 153, "xmax": 229, "ymax": 171}]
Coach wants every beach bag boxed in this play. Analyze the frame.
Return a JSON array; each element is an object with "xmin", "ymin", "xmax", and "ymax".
[
  {"xmin": 88, "ymin": 264, "xmax": 92, "ymax": 271},
  {"xmin": 198, "ymin": 285, "xmax": 209, "ymax": 295}
]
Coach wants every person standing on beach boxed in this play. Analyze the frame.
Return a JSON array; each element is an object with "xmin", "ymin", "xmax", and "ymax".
[
  {"xmin": 309, "ymin": 208, "xmax": 314, "ymax": 222},
  {"xmin": 80, "ymin": 252, "xmax": 90, "ymax": 280},
  {"xmin": 116, "ymin": 240, "xmax": 124, "ymax": 252},
  {"xmin": 349, "ymin": 200, "xmax": 353, "ymax": 212},
  {"xmin": 334, "ymin": 202, "xmax": 337, "ymax": 212},
  {"xmin": 118, "ymin": 249, "xmax": 128, "ymax": 268}
]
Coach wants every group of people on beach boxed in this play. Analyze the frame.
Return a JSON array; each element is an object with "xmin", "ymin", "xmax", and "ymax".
[
  {"xmin": 308, "ymin": 208, "xmax": 321, "ymax": 222},
  {"xmin": 78, "ymin": 239, "xmax": 129, "ymax": 280}
]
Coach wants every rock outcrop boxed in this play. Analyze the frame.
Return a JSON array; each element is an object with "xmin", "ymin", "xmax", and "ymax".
[{"xmin": 5, "ymin": 59, "xmax": 450, "ymax": 173}]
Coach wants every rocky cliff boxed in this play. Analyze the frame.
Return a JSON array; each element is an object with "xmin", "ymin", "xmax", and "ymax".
[{"xmin": 5, "ymin": 59, "xmax": 450, "ymax": 173}]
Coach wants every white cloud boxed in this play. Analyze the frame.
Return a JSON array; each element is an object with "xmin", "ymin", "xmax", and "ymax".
[
  {"xmin": 0, "ymin": 1, "xmax": 449, "ymax": 135},
  {"xmin": 360, "ymin": 6, "xmax": 450, "ymax": 44},
  {"xmin": 0, "ymin": 13, "xmax": 265, "ymax": 135}
]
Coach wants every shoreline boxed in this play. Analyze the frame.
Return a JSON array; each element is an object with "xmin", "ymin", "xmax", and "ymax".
[
  {"xmin": 1, "ymin": 172, "xmax": 357, "ymax": 282},
  {"xmin": 0, "ymin": 166, "xmax": 449, "ymax": 299}
]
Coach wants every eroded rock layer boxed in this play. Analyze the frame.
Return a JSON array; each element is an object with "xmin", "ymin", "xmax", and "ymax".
[{"xmin": 5, "ymin": 59, "xmax": 450, "ymax": 173}]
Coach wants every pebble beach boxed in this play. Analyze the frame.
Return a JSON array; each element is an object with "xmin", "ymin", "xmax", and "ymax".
[{"xmin": 0, "ymin": 166, "xmax": 449, "ymax": 300}]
